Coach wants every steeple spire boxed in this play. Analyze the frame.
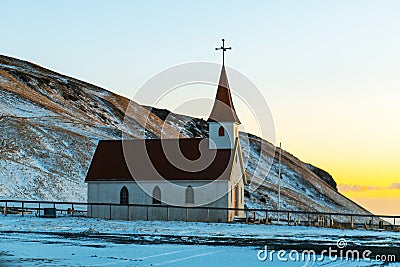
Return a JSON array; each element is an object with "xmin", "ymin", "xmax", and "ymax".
[{"xmin": 208, "ymin": 39, "xmax": 240, "ymax": 124}]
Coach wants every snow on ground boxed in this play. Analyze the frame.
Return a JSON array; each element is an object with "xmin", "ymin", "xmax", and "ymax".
[
  {"xmin": 0, "ymin": 215, "xmax": 399, "ymax": 266},
  {"xmin": 0, "ymin": 236, "xmax": 386, "ymax": 267}
]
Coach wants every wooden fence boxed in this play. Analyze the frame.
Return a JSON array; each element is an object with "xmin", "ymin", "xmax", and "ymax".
[{"xmin": 0, "ymin": 199, "xmax": 398, "ymax": 231}]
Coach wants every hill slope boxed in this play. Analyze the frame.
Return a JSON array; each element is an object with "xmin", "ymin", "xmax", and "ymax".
[{"xmin": 0, "ymin": 55, "xmax": 369, "ymax": 215}]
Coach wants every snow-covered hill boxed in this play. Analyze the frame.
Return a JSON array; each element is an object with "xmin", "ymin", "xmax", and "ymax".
[{"xmin": 0, "ymin": 55, "xmax": 370, "ymax": 215}]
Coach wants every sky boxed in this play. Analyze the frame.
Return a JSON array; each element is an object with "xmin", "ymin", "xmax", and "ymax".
[{"xmin": 1, "ymin": 1, "xmax": 399, "ymax": 215}]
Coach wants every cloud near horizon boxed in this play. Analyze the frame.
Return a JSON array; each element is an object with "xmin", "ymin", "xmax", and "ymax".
[
  {"xmin": 388, "ymin": 183, "xmax": 400, "ymax": 190},
  {"xmin": 339, "ymin": 183, "xmax": 400, "ymax": 192}
]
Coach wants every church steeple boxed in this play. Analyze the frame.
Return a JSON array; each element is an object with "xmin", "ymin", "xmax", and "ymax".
[
  {"xmin": 208, "ymin": 39, "xmax": 241, "ymax": 150},
  {"xmin": 208, "ymin": 39, "xmax": 241, "ymax": 124}
]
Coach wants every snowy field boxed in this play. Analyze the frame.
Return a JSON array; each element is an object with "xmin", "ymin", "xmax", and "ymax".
[{"xmin": 0, "ymin": 215, "xmax": 399, "ymax": 266}]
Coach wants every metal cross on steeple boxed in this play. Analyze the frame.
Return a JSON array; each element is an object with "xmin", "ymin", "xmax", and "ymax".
[{"xmin": 215, "ymin": 38, "xmax": 231, "ymax": 66}]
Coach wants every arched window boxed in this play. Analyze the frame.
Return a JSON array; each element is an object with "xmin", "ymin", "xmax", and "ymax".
[
  {"xmin": 218, "ymin": 126, "xmax": 225, "ymax": 136},
  {"xmin": 185, "ymin": 185, "xmax": 194, "ymax": 204},
  {"xmin": 152, "ymin": 186, "xmax": 161, "ymax": 204},
  {"xmin": 120, "ymin": 186, "xmax": 129, "ymax": 205}
]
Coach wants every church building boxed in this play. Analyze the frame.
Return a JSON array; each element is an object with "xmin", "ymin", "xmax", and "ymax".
[{"xmin": 85, "ymin": 40, "xmax": 246, "ymax": 222}]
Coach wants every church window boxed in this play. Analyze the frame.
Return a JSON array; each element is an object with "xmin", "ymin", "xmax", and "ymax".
[
  {"xmin": 185, "ymin": 185, "xmax": 194, "ymax": 204},
  {"xmin": 120, "ymin": 186, "xmax": 129, "ymax": 205},
  {"xmin": 218, "ymin": 126, "xmax": 225, "ymax": 136},
  {"xmin": 152, "ymin": 186, "xmax": 161, "ymax": 204}
]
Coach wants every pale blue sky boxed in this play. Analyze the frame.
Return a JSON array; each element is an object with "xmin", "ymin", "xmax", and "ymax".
[
  {"xmin": 3, "ymin": 1, "xmax": 400, "ymax": 98},
  {"xmin": 2, "ymin": 1, "xmax": 400, "ymax": 213}
]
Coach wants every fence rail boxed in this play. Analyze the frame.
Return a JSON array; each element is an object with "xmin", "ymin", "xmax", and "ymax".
[{"xmin": 0, "ymin": 199, "xmax": 398, "ymax": 231}]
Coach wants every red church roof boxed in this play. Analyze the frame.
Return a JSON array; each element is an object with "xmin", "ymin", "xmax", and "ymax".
[
  {"xmin": 208, "ymin": 65, "xmax": 241, "ymax": 124},
  {"xmin": 85, "ymin": 139, "xmax": 235, "ymax": 182}
]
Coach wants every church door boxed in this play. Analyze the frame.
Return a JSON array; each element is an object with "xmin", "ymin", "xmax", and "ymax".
[{"xmin": 233, "ymin": 186, "xmax": 238, "ymax": 216}]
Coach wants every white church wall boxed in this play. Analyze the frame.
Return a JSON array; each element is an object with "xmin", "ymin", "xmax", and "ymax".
[
  {"xmin": 87, "ymin": 180, "xmax": 231, "ymax": 222},
  {"xmin": 227, "ymin": 150, "xmax": 245, "ymax": 218},
  {"xmin": 88, "ymin": 182, "xmax": 150, "ymax": 219},
  {"xmin": 208, "ymin": 122, "xmax": 238, "ymax": 149}
]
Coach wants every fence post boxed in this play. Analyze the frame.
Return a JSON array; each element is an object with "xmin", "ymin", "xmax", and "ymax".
[
  {"xmin": 265, "ymin": 211, "xmax": 268, "ymax": 224},
  {"xmin": 4, "ymin": 201, "xmax": 7, "ymax": 215},
  {"xmin": 127, "ymin": 204, "xmax": 130, "ymax": 221},
  {"xmin": 379, "ymin": 220, "xmax": 384, "ymax": 229},
  {"xmin": 21, "ymin": 202, "xmax": 24, "ymax": 217},
  {"xmin": 287, "ymin": 212, "xmax": 290, "ymax": 225},
  {"xmin": 350, "ymin": 215, "xmax": 354, "ymax": 229},
  {"xmin": 207, "ymin": 209, "xmax": 210, "ymax": 223},
  {"xmin": 167, "ymin": 207, "xmax": 169, "ymax": 221},
  {"xmin": 38, "ymin": 202, "xmax": 41, "ymax": 217},
  {"xmin": 186, "ymin": 208, "xmax": 188, "ymax": 222},
  {"xmin": 146, "ymin": 206, "xmax": 149, "ymax": 221},
  {"xmin": 109, "ymin": 205, "xmax": 112, "ymax": 220}
]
